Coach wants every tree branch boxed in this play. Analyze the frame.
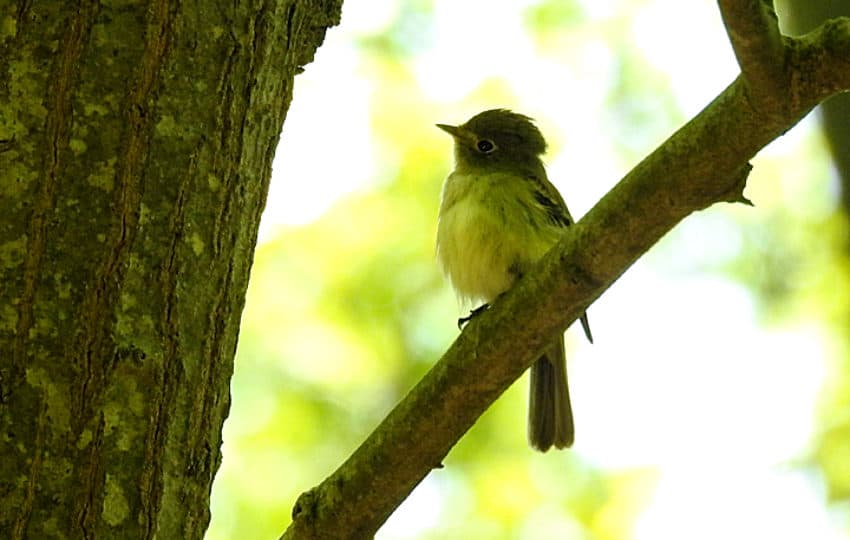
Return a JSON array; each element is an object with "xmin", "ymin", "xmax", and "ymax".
[
  {"xmin": 718, "ymin": 0, "xmax": 786, "ymax": 101},
  {"xmin": 281, "ymin": 13, "xmax": 850, "ymax": 540}
]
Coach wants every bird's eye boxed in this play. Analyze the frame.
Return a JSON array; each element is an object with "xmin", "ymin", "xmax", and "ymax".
[{"xmin": 476, "ymin": 140, "xmax": 496, "ymax": 153}]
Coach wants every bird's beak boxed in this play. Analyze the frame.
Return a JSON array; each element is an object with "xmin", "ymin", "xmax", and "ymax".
[
  {"xmin": 436, "ymin": 123, "xmax": 461, "ymax": 137},
  {"xmin": 436, "ymin": 123, "xmax": 474, "ymax": 144}
]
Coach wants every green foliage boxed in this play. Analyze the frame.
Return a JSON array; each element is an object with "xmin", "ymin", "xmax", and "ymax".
[{"xmin": 524, "ymin": 0, "xmax": 586, "ymax": 35}]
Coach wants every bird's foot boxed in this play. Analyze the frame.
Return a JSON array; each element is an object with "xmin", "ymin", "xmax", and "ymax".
[{"xmin": 457, "ymin": 304, "xmax": 490, "ymax": 329}]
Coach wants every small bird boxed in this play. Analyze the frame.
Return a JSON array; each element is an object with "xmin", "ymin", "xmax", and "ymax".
[{"xmin": 435, "ymin": 109, "xmax": 592, "ymax": 451}]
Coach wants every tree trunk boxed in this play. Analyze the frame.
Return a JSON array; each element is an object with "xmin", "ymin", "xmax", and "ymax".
[
  {"xmin": 780, "ymin": 0, "xmax": 850, "ymax": 214},
  {"xmin": 0, "ymin": 1, "xmax": 340, "ymax": 537}
]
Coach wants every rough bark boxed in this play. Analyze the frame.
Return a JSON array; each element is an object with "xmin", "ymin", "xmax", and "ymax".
[
  {"xmin": 282, "ymin": 4, "xmax": 850, "ymax": 539},
  {"xmin": 0, "ymin": 0, "xmax": 340, "ymax": 537}
]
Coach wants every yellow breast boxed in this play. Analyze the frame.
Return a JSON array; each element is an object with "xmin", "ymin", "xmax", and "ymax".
[{"xmin": 436, "ymin": 171, "xmax": 560, "ymax": 303}]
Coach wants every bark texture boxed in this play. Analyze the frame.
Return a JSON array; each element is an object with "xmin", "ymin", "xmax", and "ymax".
[{"xmin": 0, "ymin": 0, "xmax": 340, "ymax": 537}]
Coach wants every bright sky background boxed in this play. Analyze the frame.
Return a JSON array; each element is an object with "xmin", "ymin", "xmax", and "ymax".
[{"xmin": 213, "ymin": 0, "xmax": 844, "ymax": 538}]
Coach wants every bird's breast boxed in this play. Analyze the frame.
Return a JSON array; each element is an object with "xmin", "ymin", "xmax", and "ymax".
[{"xmin": 436, "ymin": 172, "xmax": 556, "ymax": 303}]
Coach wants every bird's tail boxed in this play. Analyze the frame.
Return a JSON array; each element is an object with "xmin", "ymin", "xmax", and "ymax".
[{"xmin": 528, "ymin": 337, "xmax": 574, "ymax": 451}]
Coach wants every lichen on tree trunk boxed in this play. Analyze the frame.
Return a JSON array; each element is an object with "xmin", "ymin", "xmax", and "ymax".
[{"xmin": 0, "ymin": 1, "xmax": 341, "ymax": 537}]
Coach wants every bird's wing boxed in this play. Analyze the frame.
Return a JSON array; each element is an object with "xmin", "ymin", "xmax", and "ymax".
[
  {"xmin": 528, "ymin": 173, "xmax": 573, "ymax": 228},
  {"xmin": 528, "ymin": 173, "xmax": 593, "ymax": 344}
]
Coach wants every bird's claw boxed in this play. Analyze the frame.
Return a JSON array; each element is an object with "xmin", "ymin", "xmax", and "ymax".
[{"xmin": 457, "ymin": 304, "xmax": 490, "ymax": 329}]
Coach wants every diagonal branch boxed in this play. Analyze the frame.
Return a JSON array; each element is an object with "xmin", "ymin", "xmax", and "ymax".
[{"xmin": 281, "ymin": 14, "xmax": 850, "ymax": 540}]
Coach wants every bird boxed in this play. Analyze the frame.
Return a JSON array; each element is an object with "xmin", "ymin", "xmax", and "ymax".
[{"xmin": 435, "ymin": 109, "xmax": 592, "ymax": 451}]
